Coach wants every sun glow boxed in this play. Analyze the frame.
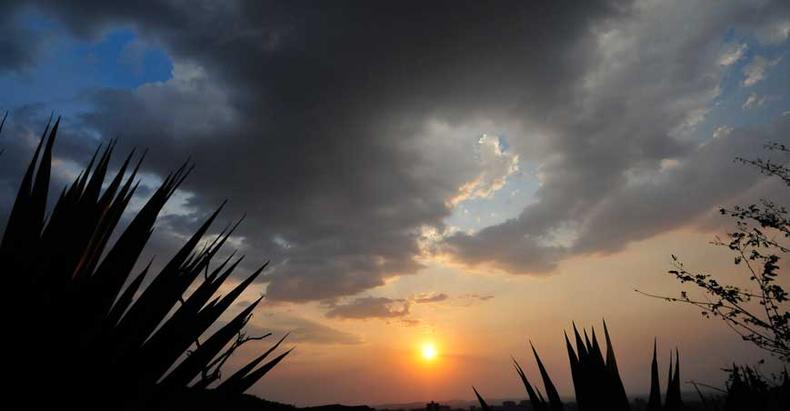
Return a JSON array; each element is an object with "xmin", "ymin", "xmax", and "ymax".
[{"xmin": 420, "ymin": 342, "xmax": 438, "ymax": 361}]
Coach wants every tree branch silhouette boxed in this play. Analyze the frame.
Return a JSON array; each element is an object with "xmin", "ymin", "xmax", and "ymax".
[{"xmin": 639, "ymin": 142, "xmax": 790, "ymax": 362}]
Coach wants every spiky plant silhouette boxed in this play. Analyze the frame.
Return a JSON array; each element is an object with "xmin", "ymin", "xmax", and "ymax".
[
  {"xmin": 473, "ymin": 322, "xmax": 682, "ymax": 411},
  {"xmin": 1, "ymin": 118, "xmax": 290, "ymax": 410}
]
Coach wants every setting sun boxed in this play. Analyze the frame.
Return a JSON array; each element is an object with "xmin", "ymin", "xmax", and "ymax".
[
  {"xmin": 4, "ymin": 1, "xmax": 790, "ymax": 409},
  {"xmin": 420, "ymin": 342, "xmax": 438, "ymax": 361}
]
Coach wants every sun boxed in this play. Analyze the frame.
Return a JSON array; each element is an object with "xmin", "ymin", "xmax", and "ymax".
[{"xmin": 420, "ymin": 342, "xmax": 438, "ymax": 361}]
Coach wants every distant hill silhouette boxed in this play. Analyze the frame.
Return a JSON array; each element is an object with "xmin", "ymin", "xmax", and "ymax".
[{"xmin": 162, "ymin": 390, "xmax": 375, "ymax": 411}]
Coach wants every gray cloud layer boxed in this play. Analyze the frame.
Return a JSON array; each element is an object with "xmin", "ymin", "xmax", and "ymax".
[
  {"xmin": 250, "ymin": 314, "xmax": 362, "ymax": 345},
  {"xmin": 1, "ymin": 0, "xmax": 789, "ymax": 302},
  {"xmin": 325, "ymin": 297, "xmax": 410, "ymax": 320},
  {"xmin": 412, "ymin": 293, "xmax": 449, "ymax": 304}
]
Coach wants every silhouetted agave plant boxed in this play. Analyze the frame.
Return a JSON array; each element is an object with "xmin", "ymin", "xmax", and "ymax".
[
  {"xmin": 474, "ymin": 321, "xmax": 682, "ymax": 411},
  {"xmin": 1, "ymin": 119, "xmax": 290, "ymax": 410}
]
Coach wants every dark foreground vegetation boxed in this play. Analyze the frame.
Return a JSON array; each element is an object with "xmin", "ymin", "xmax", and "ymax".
[
  {"xmin": 475, "ymin": 143, "xmax": 790, "ymax": 410},
  {"xmin": 640, "ymin": 143, "xmax": 790, "ymax": 363},
  {"xmin": 2, "ymin": 118, "xmax": 290, "ymax": 410},
  {"xmin": 474, "ymin": 322, "xmax": 788, "ymax": 411}
]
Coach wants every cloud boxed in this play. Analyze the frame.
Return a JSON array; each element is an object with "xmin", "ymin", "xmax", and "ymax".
[
  {"xmin": 325, "ymin": 297, "xmax": 410, "ymax": 320},
  {"xmin": 718, "ymin": 43, "xmax": 747, "ymax": 66},
  {"xmin": 448, "ymin": 134, "xmax": 519, "ymax": 207},
  {"xmin": 712, "ymin": 126, "xmax": 734, "ymax": 139},
  {"xmin": 754, "ymin": 19, "xmax": 790, "ymax": 44},
  {"xmin": 0, "ymin": 8, "xmax": 44, "ymax": 73},
  {"xmin": 249, "ymin": 313, "xmax": 362, "ymax": 345},
  {"xmin": 743, "ymin": 55, "xmax": 780, "ymax": 87},
  {"xmin": 453, "ymin": 294, "xmax": 495, "ymax": 307},
  {"xmin": 411, "ymin": 292, "xmax": 449, "ymax": 304},
  {"xmin": 443, "ymin": 0, "xmax": 790, "ymax": 274},
  {"xmin": 742, "ymin": 92, "xmax": 767, "ymax": 110},
  {"xmin": 399, "ymin": 318, "xmax": 420, "ymax": 327},
  {"xmin": 1, "ymin": 0, "xmax": 624, "ymax": 301},
  {"xmin": 2, "ymin": 0, "xmax": 790, "ymax": 299}
]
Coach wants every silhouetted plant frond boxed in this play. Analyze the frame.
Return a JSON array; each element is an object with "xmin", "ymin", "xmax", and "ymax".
[
  {"xmin": 2, "ymin": 118, "xmax": 289, "ymax": 410},
  {"xmin": 0, "ymin": 110, "xmax": 6, "ymax": 155},
  {"xmin": 472, "ymin": 387, "xmax": 492, "ymax": 411},
  {"xmin": 648, "ymin": 340, "xmax": 662, "ymax": 411},
  {"xmin": 474, "ymin": 322, "xmax": 681, "ymax": 411}
]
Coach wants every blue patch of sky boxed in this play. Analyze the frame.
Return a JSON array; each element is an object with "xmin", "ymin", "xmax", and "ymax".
[
  {"xmin": 444, "ymin": 168, "xmax": 539, "ymax": 233},
  {"xmin": 445, "ymin": 135, "xmax": 540, "ymax": 233},
  {"xmin": 0, "ymin": 9, "xmax": 172, "ymax": 118},
  {"xmin": 697, "ymin": 30, "xmax": 789, "ymax": 140}
]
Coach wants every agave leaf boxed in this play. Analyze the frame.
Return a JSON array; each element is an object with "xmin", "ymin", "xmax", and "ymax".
[
  {"xmin": 160, "ymin": 297, "xmax": 263, "ymax": 388},
  {"xmin": 513, "ymin": 358, "xmax": 548, "ymax": 411},
  {"xmin": 216, "ymin": 332, "xmax": 289, "ymax": 392},
  {"xmin": 472, "ymin": 387, "xmax": 491, "ymax": 411},
  {"xmin": 588, "ymin": 328, "xmax": 605, "ymax": 368},
  {"xmin": 664, "ymin": 349, "xmax": 682, "ymax": 411},
  {"xmin": 112, "ymin": 200, "xmax": 224, "ymax": 350},
  {"xmin": 2, "ymin": 122, "xmax": 289, "ymax": 407},
  {"xmin": 602, "ymin": 320, "xmax": 620, "ymax": 374},
  {"xmin": 72, "ymin": 151, "xmax": 141, "ymax": 280},
  {"xmin": 529, "ymin": 342, "xmax": 563, "ymax": 411},
  {"xmin": 1, "ymin": 118, "xmax": 51, "ymax": 259},
  {"xmin": 106, "ymin": 261, "xmax": 151, "ymax": 328},
  {"xmin": 571, "ymin": 322, "xmax": 588, "ymax": 360},
  {"xmin": 647, "ymin": 340, "xmax": 661, "ymax": 411},
  {"xmin": 30, "ymin": 118, "xmax": 59, "ymax": 235},
  {"xmin": 138, "ymin": 256, "xmax": 250, "ymax": 379},
  {"xmin": 0, "ymin": 111, "xmax": 7, "ymax": 156},
  {"xmin": 563, "ymin": 331, "xmax": 583, "ymax": 405},
  {"xmin": 599, "ymin": 321, "xmax": 629, "ymax": 411},
  {"xmin": 583, "ymin": 329, "xmax": 593, "ymax": 355},
  {"xmin": 221, "ymin": 348, "xmax": 293, "ymax": 396}
]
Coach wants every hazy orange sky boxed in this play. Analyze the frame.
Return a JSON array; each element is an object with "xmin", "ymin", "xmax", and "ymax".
[
  {"xmin": 1, "ymin": 0, "xmax": 789, "ymax": 406},
  {"xmin": 226, "ymin": 227, "xmax": 786, "ymax": 405}
]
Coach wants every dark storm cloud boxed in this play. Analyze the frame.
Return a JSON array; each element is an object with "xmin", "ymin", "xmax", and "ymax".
[
  {"xmin": 325, "ymin": 297, "xmax": 410, "ymax": 320},
  {"xmin": 0, "ymin": 8, "xmax": 41, "ymax": 73},
  {"xmin": 569, "ymin": 119, "xmax": 790, "ymax": 255},
  {"xmin": 444, "ymin": 1, "xmax": 790, "ymax": 273},
  {"xmin": 447, "ymin": 118, "xmax": 790, "ymax": 273},
  {"xmin": 2, "ymin": 0, "xmax": 622, "ymax": 301},
  {"xmin": 2, "ymin": 0, "xmax": 789, "ymax": 301}
]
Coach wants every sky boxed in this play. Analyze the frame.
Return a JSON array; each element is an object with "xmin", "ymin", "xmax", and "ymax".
[{"xmin": 1, "ymin": 0, "xmax": 789, "ymax": 406}]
